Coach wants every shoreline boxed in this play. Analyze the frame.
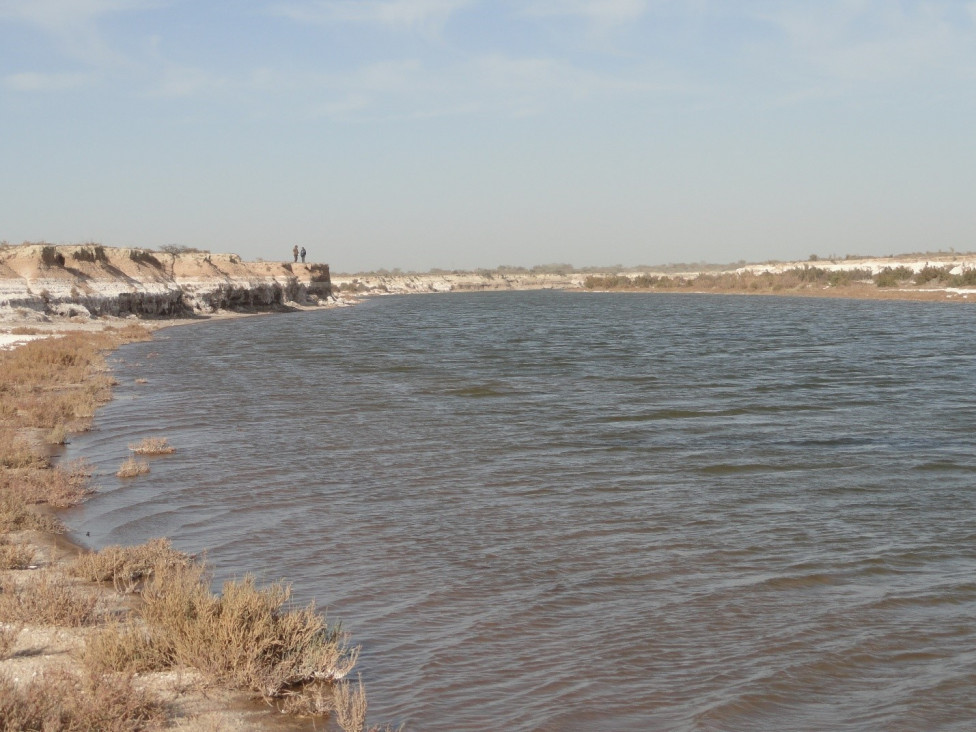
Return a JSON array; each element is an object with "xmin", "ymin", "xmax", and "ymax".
[{"xmin": 0, "ymin": 305, "xmax": 361, "ymax": 731}]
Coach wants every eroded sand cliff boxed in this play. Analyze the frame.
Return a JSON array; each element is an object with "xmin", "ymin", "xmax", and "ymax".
[{"xmin": 0, "ymin": 245, "xmax": 332, "ymax": 321}]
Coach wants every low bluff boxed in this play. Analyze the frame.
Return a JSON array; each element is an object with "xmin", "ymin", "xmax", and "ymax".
[{"xmin": 0, "ymin": 245, "xmax": 332, "ymax": 320}]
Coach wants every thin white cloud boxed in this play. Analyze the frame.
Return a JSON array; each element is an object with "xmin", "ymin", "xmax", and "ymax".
[
  {"xmin": 0, "ymin": 0, "xmax": 163, "ymax": 29},
  {"xmin": 269, "ymin": 0, "xmax": 472, "ymax": 32},
  {"xmin": 477, "ymin": 54, "xmax": 647, "ymax": 98},
  {"xmin": 756, "ymin": 0, "xmax": 976, "ymax": 84},
  {"xmin": 521, "ymin": 0, "xmax": 648, "ymax": 26},
  {"xmin": 148, "ymin": 66, "xmax": 227, "ymax": 98},
  {"xmin": 0, "ymin": 0, "xmax": 165, "ymax": 67},
  {"xmin": 2, "ymin": 70, "xmax": 94, "ymax": 91}
]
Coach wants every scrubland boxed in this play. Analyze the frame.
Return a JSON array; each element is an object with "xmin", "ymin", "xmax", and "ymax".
[
  {"xmin": 0, "ymin": 326, "xmax": 387, "ymax": 731},
  {"xmin": 581, "ymin": 263, "xmax": 976, "ymax": 298}
]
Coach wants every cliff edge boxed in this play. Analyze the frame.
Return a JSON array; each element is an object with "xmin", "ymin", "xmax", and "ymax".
[{"xmin": 0, "ymin": 244, "xmax": 332, "ymax": 320}]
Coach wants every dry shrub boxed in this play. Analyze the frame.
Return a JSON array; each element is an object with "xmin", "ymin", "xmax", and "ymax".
[
  {"xmin": 9, "ymin": 326, "xmax": 41, "ymax": 335},
  {"xmin": 0, "ymin": 669, "xmax": 165, "ymax": 731},
  {"xmin": 0, "ymin": 328, "xmax": 148, "ymax": 432},
  {"xmin": 0, "ymin": 493, "xmax": 64, "ymax": 533},
  {"xmin": 0, "ymin": 570, "xmax": 98, "ymax": 626},
  {"xmin": 334, "ymin": 677, "xmax": 369, "ymax": 732},
  {"xmin": 0, "ymin": 431, "xmax": 45, "ymax": 469},
  {"xmin": 128, "ymin": 437, "xmax": 175, "ymax": 455},
  {"xmin": 84, "ymin": 622, "xmax": 168, "ymax": 675},
  {"xmin": 0, "ymin": 537, "xmax": 35, "ymax": 569},
  {"xmin": 48, "ymin": 422, "xmax": 68, "ymax": 445},
  {"xmin": 1, "ymin": 459, "xmax": 94, "ymax": 508},
  {"xmin": 140, "ymin": 563, "xmax": 359, "ymax": 699},
  {"xmin": 103, "ymin": 323, "xmax": 154, "ymax": 344},
  {"xmin": 73, "ymin": 538, "xmax": 191, "ymax": 591},
  {"xmin": 117, "ymin": 456, "xmax": 150, "ymax": 478},
  {"xmin": 280, "ymin": 682, "xmax": 335, "ymax": 716},
  {"xmin": 0, "ymin": 624, "xmax": 20, "ymax": 659}
]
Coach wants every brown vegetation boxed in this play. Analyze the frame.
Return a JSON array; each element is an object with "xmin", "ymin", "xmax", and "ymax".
[
  {"xmin": 128, "ymin": 436, "xmax": 175, "ymax": 455},
  {"xmin": 0, "ymin": 669, "xmax": 166, "ymax": 732},
  {"xmin": 0, "ymin": 537, "xmax": 35, "ymax": 570},
  {"xmin": 116, "ymin": 456, "xmax": 150, "ymax": 478},
  {"xmin": 0, "ymin": 570, "xmax": 98, "ymax": 627},
  {"xmin": 78, "ymin": 547, "xmax": 361, "ymax": 712},
  {"xmin": 582, "ymin": 264, "xmax": 976, "ymax": 296}
]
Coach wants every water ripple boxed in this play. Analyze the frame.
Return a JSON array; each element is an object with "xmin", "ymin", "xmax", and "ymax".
[{"xmin": 65, "ymin": 292, "xmax": 976, "ymax": 731}]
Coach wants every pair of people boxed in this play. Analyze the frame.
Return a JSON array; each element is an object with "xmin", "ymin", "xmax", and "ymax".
[{"xmin": 291, "ymin": 245, "xmax": 307, "ymax": 263}]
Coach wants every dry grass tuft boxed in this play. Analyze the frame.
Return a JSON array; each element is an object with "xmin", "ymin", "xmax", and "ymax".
[
  {"xmin": 334, "ymin": 676, "xmax": 369, "ymax": 732},
  {"xmin": 128, "ymin": 437, "xmax": 175, "ymax": 455},
  {"xmin": 0, "ymin": 431, "xmax": 45, "ymax": 470},
  {"xmin": 1, "ymin": 458, "xmax": 94, "ymax": 508},
  {"xmin": 0, "ymin": 537, "xmax": 35, "ymax": 570},
  {"xmin": 73, "ymin": 538, "xmax": 191, "ymax": 592},
  {"xmin": 0, "ymin": 624, "xmax": 20, "ymax": 659},
  {"xmin": 117, "ymin": 456, "xmax": 150, "ymax": 478},
  {"xmin": 0, "ymin": 570, "xmax": 98, "ymax": 626},
  {"xmin": 84, "ymin": 622, "xmax": 168, "ymax": 675},
  {"xmin": 0, "ymin": 669, "xmax": 166, "ymax": 731},
  {"xmin": 0, "ymin": 492, "xmax": 64, "ymax": 533}
]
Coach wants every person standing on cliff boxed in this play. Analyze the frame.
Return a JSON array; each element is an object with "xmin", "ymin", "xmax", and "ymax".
[
  {"xmin": 292, "ymin": 245, "xmax": 299, "ymax": 262},
  {"xmin": 300, "ymin": 247, "xmax": 307, "ymax": 263}
]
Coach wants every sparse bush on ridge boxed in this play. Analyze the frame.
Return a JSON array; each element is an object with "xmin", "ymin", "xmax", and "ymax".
[
  {"xmin": 949, "ymin": 268, "xmax": 976, "ymax": 287},
  {"xmin": 914, "ymin": 265, "xmax": 952, "ymax": 285},
  {"xmin": 875, "ymin": 266, "xmax": 914, "ymax": 288},
  {"xmin": 160, "ymin": 244, "xmax": 209, "ymax": 255},
  {"xmin": 40, "ymin": 246, "xmax": 65, "ymax": 267},
  {"xmin": 128, "ymin": 249, "xmax": 163, "ymax": 268},
  {"xmin": 72, "ymin": 245, "xmax": 108, "ymax": 263}
]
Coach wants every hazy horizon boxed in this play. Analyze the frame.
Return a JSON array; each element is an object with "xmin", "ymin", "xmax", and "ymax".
[{"xmin": 3, "ymin": 1, "xmax": 974, "ymax": 272}]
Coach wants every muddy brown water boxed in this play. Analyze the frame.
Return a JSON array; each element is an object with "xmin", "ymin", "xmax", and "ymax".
[{"xmin": 64, "ymin": 292, "xmax": 976, "ymax": 730}]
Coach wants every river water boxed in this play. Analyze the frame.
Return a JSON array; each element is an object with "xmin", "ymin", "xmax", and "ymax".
[{"xmin": 64, "ymin": 292, "xmax": 976, "ymax": 731}]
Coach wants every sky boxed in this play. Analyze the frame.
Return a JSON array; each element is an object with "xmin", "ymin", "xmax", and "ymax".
[{"xmin": 1, "ymin": 0, "xmax": 975, "ymax": 272}]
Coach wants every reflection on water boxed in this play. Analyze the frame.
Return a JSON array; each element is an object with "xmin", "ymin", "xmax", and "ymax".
[{"xmin": 65, "ymin": 292, "xmax": 976, "ymax": 731}]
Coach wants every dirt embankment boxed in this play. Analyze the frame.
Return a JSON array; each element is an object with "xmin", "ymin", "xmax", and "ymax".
[{"xmin": 0, "ymin": 244, "xmax": 334, "ymax": 321}]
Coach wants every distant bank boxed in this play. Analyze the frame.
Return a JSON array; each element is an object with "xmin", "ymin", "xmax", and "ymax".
[
  {"xmin": 4, "ymin": 243, "xmax": 976, "ymax": 332},
  {"xmin": 334, "ymin": 252, "xmax": 976, "ymax": 303}
]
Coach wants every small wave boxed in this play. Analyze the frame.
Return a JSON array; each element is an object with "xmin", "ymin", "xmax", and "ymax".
[
  {"xmin": 444, "ymin": 385, "xmax": 509, "ymax": 398},
  {"xmin": 755, "ymin": 572, "xmax": 838, "ymax": 590},
  {"xmin": 695, "ymin": 462, "xmax": 814, "ymax": 475}
]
